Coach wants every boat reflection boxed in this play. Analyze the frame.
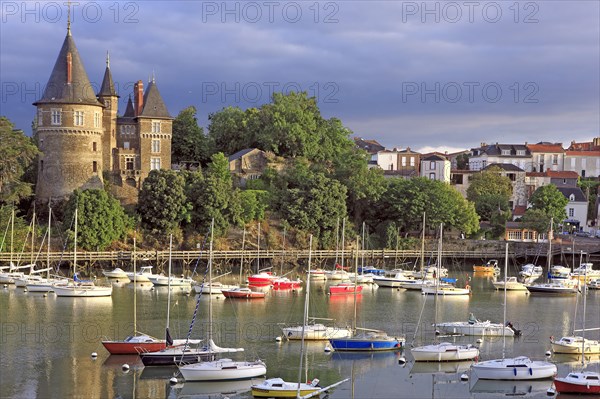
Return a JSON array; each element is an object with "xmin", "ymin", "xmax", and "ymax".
[
  {"xmin": 552, "ymin": 353, "xmax": 600, "ymax": 366},
  {"xmin": 172, "ymin": 378, "xmax": 263, "ymax": 397},
  {"xmin": 409, "ymin": 360, "xmax": 472, "ymax": 375},
  {"xmin": 102, "ymin": 354, "xmax": 144, "ymax": 370},
  {"xmin": 469, "ymin": 379, "xmax": 552, "ymax": 396},
  {"xmin": 140, "ymin": 365, "xmax": 178, "ymax": 380},
  {"xmin": 330, "ymin": 351, "xmax": 401, "ymax": 375}
]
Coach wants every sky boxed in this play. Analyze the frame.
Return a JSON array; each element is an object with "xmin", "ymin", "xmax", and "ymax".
[{"xmin": 1, "ymin": 1, "xmax": 599, "ymax": 153}]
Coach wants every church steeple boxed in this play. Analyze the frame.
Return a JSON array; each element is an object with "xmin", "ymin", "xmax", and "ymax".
[{"xmin": 98, "ymin": 51, "xmax": 118, "ymax": 97}]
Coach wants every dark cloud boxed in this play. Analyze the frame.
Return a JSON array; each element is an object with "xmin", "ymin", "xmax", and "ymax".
[{"xmin": 1, "ymin": 0, "xmax": 597, "ymax": 149}]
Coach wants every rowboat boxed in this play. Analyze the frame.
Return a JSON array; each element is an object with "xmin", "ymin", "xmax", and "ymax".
[{"xmin": 221, "ymin": 287, "xmax": 266, "ymax": 299}]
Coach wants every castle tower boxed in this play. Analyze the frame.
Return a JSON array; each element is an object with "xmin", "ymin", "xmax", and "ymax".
[
  {"xmin": 33, "ymin": 25, "xmax": 104, "ymax": 203},
  {"xmin": 97, "ymin": 52, "xmax": 119, "ymax": 172}
]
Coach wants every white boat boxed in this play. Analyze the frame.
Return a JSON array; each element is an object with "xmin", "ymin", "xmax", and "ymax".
[
  {"xmin": 554, "ymin": 371, "xmax": 600, "ymax": 394},
  {"xmin": 412, "ymin": 342, "xmax": 480, "ymax": 362},
  {"xmin": 551, "ymin": 336, "xmax": 600, "ymax": 354},
  {"xmin": 421, "ymin": 285, "xmax": 470, "ymax": 296},
  {"xmin": 15, "ymin": 269, "xmax": 50, "ymax": 287},
  {"xmin": 281, "ymin": 318, "xmax": 352, "ymax": 341},
  {"xmin": 26, "ymin": 277, "xmax": 69, "ymax": 292},
  {"xmin": 178, "ymin": 358, "xmax": 266, "ymax": 381},
  {"xmin": 194, "ymin": 281, "xmax": 239, "ymax": 295},
  {"xmin": 526, "ymin": 281, "xmax": 578, "ymax": 296},
  {"xmin": 148, "ymin": 274, "xmax": 193, "ymax": 286},
  {"xmin": 307, "ymin": 269, "xmax": 327, "ymax": 281},
  {"xmin": 350, "ymin": 273, "xmax": 374, "ymax": 284},
  {"xmin": 571, "ymin": 263, "xmax": 600, "ymax": 281},
  {"xmin": 437, "ymin": 314, "xmax": 520, "ymax": 337},
  {"xmin": 471, "ymin": 242, "xmax": 556, "ymax": 380},
  {"xmin": 549, "ymin": 265, "xmax": 571, "ymax": 280},
  {"xmin": 589, "ymin": 279, "xmax": 600, "ymax": 290},
  {"xmin": 492, "ymin": 276, "xmax": 527, "ymax": 291},
  {"xmin": 373, "ymin": 271, "xmax": 415, "ymax": 288},
  {"xmin": 127, "ymin": 266, "xmax": 159, "ymax": 283},
  {"xmin": 102, "ymin": 267, "xmax": 128, "ymax": 279},
  {"xmin": 471, "ymin": 356, "xmax": 557, "ymax": 380},
  {"xmin": 519, "ymin": 263, "xmax": 543, "ymax": 280}
]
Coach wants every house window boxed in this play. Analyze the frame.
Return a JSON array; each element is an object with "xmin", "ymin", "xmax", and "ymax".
[
  {"xmin": 94, "ymin": 112, "xmax": 101, "ymax": 128},
  {"xmin": 125, "ymin": 157, "xmax": 134, "ymax": 170},
  {"xmin": 507, "ymin": 173, "xmax": 516, "ymax": 182},
  {"xmin": 581, "ymin": 170, "xmax": 585, "ymax": 178},
  {"xmin": 38, "ymin": 109, "xmax": 43, "ymax": 126},
  {"xmin": 429, "ymin": 172, "xmax": 436, "ymax": 180},
  {"xmin": 410, "ymin": 157, "xmax": 415, "ymax": 167},
  {"xmin": 516, "ymin": 150, "xmax": 525, "ymax": 156},
  {"xmin": 152, "ymin": 139, "xmax": 160, "ymax": 153},
  {"xmin": 51, "ymin": 109, "xmax": 61, "ymax": 125},
  {"xmin": 150, "ymin": 157, "xmax": 161, "ymax": 170},
  {"xmin": 40, "ymin": 160, "xmax": 44, "ymax": 171},
  {"xmin": 152, "ymin": 121, "xmax": 161, "ymax": 133},
  {"xmin": 569, "ymin": 194, "xmax": 575, "ymax": 201},
  {"xmin": 74, "ymin": 111, "xmax": 84, "ymax": 126},
  {"xmin": 124, "ymin": 141, "xmax": 130, "ymax": 150},
  {"xmin": 92, "ymin": 142, "xmax": 97, "ymax": 152},
  {"xmin": 552, "ymin": 154, "xmax": 558, "ymax": 165},
  {"xmin": 568, "ymin": 208, "xmax": 574, "ymax": 217},
  {"xmin": 430, "ymin": 161, "xmax": 435, "ymax": 170},
  {"xmin": 401, "ymin": 156, "xmax": 406, "ymax": 167},
  {"xmin": 92, "ymin": 161, "xmax": 97, "ymax": 173},
  {"xmin": 501, "ymin": 149, "xmax": 511, "ymax": 156}
]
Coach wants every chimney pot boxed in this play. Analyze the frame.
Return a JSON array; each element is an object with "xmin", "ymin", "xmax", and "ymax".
[{"xmin": 134, "ymin": 80, "xmax": 144, "ymax": 116}]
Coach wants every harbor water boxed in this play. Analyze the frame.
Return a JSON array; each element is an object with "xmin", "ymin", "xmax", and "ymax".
[{"xmin": 1, "ymin": 270, "xmax": 599, "ymax": 398}]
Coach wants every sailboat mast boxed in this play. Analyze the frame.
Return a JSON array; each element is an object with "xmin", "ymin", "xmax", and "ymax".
[
  {"xmin": 208, "ymin": 219, "xmax": 214, "ymax": 344},
  {"xmin": 341, "ymin": 218, "xmax": 346, "ymax": 267},
  {"xmin": 581, "ymin": 266, "xmax": 587, "ymax": 366},
  {"xmin": 502, "ymin": 242, "xmax": 508, "ymax": 359},
  {"xmin": 297, "ymin": 234, "xmax": 313, "ymax": 396},
  {"xmin": 334, "ymin": 217, "xmax": 339, "ymax": 265},
  {"xmin": 46, "ymin": 206, "xmax": 51, "ymax": 280},
  {"xmin": 256, "ymin": 222, "xmax": 260, "ymax": 273},
  {"xmin": 167, "ymin": 234, "xmax": 172, "ymax": 331},
  {"xmin": 240, "ymin": 226, "xmax": 245, "ymax": 285},
  {"xmin": 420, "ymin": 213, "xmax": 426, "ymax": 274},
  {"xmin": 547, "ymin": 218, "xmax": 553, "ymax": 280},
  {"xmin": 361, "ymin": 223, "xmax": 365, "ymax": 271},
  {"xmin": 133, "ymin": 233, "xmax": 137, "ymax": 335},
  {"xmin": 73, "ymin": 208, "xmax": 77, "ymax": 276},
  {"xmin": 10, "ymin": 206, "xmax": 14, "ymax": 266},
  {"xmin": 31, "ymin": 209, "xmax": 35, "ymax": 265},
  {"xmin": 281, "ymin": 226, "xmax": 286, "ymax": 276},
  {"xmin": 353, "ymin": 236, "xmax": 359, "ymax": 332}
]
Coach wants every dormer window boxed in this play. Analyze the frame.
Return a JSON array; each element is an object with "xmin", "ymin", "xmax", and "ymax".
[
  {"xmin": 569, "ymin": 194, "xmax": 575, "ymax": 201},
  {"xmin": 152, "ymin": 121, "xmax": 161, "ymax": 133},
  {"xmin": 516, "ymin": 150, "xmax": 525, "ymax": 156},
  {"xmin": 501, "ymin": 149, "xmax": 511, "ymax": 156}
]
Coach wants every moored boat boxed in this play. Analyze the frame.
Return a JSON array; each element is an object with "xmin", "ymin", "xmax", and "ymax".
[
  {"xmin": 554, "ymin": 371, "xmax": 600, "ymax": 394},
  {"xmin": 221, "ymin": 287, "xmax": 266, "ymax": 299},
  {"xmin": 102, "ymin": 267, "xmax": 128, "ymax": 279},
  {"xmin": 412, "ymin": 342, "xmax": 479, "ymax": 362},
  {"xmin": 373, "ymin": 271, "xmax": 414, "ymax": 288},
  {"xmin": 492, "ymin": 276, "xmax": 527, "ymax": 291},
  {"xmin": 471, "ymin": 356, "xmax": 557, "ymax": 380},
  {"xmin": 272, "ymin": 277, "xmax": 302, "ymax": 290},
  {"xmin": 247, "ymin": 272, "xmax": 277, "ymax": 286},
  {"xmin": 437, "ymin": 314, "xmax": 520, "ymax": 337},
  {"xmin": 551, "ymin": 336, "xmax": 600, "ymax": 354},
  {"xmin": 194, "ymin": 281, "xmax": 239, "ymax": 295},
  {"xmin": 178, "ymin": 358, "xmax": 266, "ymax": 381},
  {"xmin": 329, "ymin": 329, "xmax": 404, "ymax": 351},
  {"xmin": 526, "ymin": 282, "xmax": 578, "ymax": 296},
  {"xmin": 127, "ymin": 266, "xmax": 159, "ymax": 283},
  {"xmin": 329, "ymin": 282, "xmax": 363, "ymax": 295},
  {"xmin": 473, "ymin": 259, "xmax": 500, "ymax": 274},
  {"xmin": 148, "ymin": 274, "xmax": 193, "ymax": 286}
]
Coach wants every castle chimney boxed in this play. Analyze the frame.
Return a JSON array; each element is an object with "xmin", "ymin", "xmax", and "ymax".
[
  {"xmin": 134, "ymin": 80, "xmax": 144, "ymax": 116},
  {"xmin": 66, "ymin": 52, "xmax": 72, "ymax": 84}
]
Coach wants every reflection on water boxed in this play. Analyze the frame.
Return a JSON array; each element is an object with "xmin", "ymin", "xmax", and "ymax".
[
  {"xmin": 409, "ymin": 360, "xmax": 472, "ymax": 375},
  {"xmin": 1, "ymin": 274, "xmax": 599, "ymax": 398},
  {"xmin": 172, "ymin": 378, "xmax": 263, "ymax": 398},
  {"xmin": 470, "ymin": 379, "xmax": 553, "ymax": 396}
]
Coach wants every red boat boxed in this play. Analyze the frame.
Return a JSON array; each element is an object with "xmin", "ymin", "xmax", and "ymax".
[
  {"xmin": 221, "ymin": 287, "xmax": 266, "ymax": 299},
  {"xmin": 554, "ymin": 371, "xmax": 600, "ymax": 394},
  {"xmin": 272, "ymin": 277, "xmax": 302, "ymax": 290},
  {"xmin": 102, "ymin": 334, "xmax": 166, "ymax": 355},
  {"xmin": 329, "ymin": 283, "xmax": 363, "ymax": 295},
  {"xmin": 247, "ymin": 272, "xmax": 278, "ymax": 286}
]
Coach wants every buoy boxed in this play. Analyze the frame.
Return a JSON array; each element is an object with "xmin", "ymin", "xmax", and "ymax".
[
  {"xmin": 460, "ymin": 373, "xmax": 469, "ymax": 381},
  {"xmin": 169, "ymin": 377, "xmax": 178, "ymax": 384},
  {"xmin": 43, "ymin": 293, "xmax": 47, "ymax": 297},
  {"xmin": 324, "ymin": 344, "xmax": 332, "ymax": 353},
  {"xmin": 150, "ymin": 287, "xmax": 154, "ymax": 290},
  {"xmin": 122, "ymin": 364, "xmax": 130, "ymax": 372},
  {"xmin": 476, "ymin": 338, "xmax": 483, "ymax": 344},
  {"xmin": 545, "ymin": 351, "xmax": 552, "ymax": 356},
  {"xmin": 91, "ymin": 352, "xmax": 98, "ymax": 358},
  {"xmin": 275, "ymin": 336, "xmax": 282, "ymax": 342},
  {"xmin": 547, "ymin": 387, "xmax": 556, "ymax": 395},
  {"xmin": 3, "ymin": 284, "xmax": 7, "ymax": 288},
  {"xmin": 24, "ymin": 288, "xmax": 28, "ymax": 292},
  {"xmin": 398, "ymin": 356, "xmax": 406, "ymax": 364}
]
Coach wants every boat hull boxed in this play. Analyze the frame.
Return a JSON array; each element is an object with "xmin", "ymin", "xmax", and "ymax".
[
  {"xmin": 328, "ymin": 338, "xmax": 403, "ymax": 351},
  {"xmin": 222, "ymin": 289, "xmax": 265, "ymax": 299},
  {"xmin": 179, "ymin": 359, "xmax": 266, "ymax": 381},
  {"xmin": 551, "ymin": 337, "xmax": 600, "ymax": 354},
  {"xmin": 53, "ymin": 285, "xmax": 113, "ymax": 297},
  {"xmin": 412, "ymin": 344, "xmax": 479, "ymax": 362},
  {"xmin": 471, "ymin": 357, "xmax": 557, "ymax": 380},
  {"xmin": 437, "ymin": 322, "xmax": 515, "ymax": 337},
  {"xmin": 140, "ymin": 351, "xmax": 214, "ymax": 366},
  {"xmin": 251, "ymin": 379, "xmax": 319, "ymax": 398},
  {"xmin": 526, "ymin": 285, "xmax": 578, "ymax": 296},
  {"xmin": 282, "ymin": 325, "xmax": 352, "ymax": 341},
  {"xmin": 101, "ymin": 341, "xmax": 166, "ymax": 355},
  {"xmin": 329, "ymin": 284, "xmax": 363, "ymax": 295},
  {"xmin": 554, "ymin": 373, "xmax": 600, "ymax": 394}
]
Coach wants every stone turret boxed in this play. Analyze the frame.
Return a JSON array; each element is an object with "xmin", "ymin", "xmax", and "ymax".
[
  {"xmin": 33, "ymin": 26, "xmax": 104, "ymax": 202},
  {"xmin": 97, "ymin": 52, "xmax": 119, "ymax": 172}
]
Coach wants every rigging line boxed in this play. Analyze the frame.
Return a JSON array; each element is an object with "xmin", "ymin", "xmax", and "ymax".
[
  {"xmin": 190, "ymin": 232, "xmax": 209, "ymax": 278},
  {"xmin": 55, "ymin": 211, "xmax": 76, "ymax": 275},
  {"xmin": 0, "ymin": 211, "xmax": 10, "ymax": 252},
  {"xmin": 411, "ymin": 291, "xmax": 428, "ymax": 347}
]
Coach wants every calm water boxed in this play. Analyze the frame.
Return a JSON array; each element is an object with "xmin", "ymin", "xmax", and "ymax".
[{"xmin": 1, "ymin": 270, "xmax": 599, "ymax": 399}]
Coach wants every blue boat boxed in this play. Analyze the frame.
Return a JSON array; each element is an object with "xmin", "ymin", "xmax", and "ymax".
[
  {"xmin": 357, "ymin": 266, "xmax": 386, "ymax": 276},
  {"xmin": 329, "ymin": 329, "xmax": 405, "ymax": 351}
]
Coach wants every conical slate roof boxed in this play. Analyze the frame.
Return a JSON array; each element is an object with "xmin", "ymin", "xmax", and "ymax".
[
  {"xmin": 98, "ymin": 59, "xmax": 117, "ymax": 97},
  {"xmin": 122, "ymin": 95, "xmax": 135, "ymax": 118},
  {"xmin": 34, "ymin": 30, "xmax": 102, "ymax": 106},
  {"xmin": 139, "ymin": 80, "xmax": 172, "ymax": 118}
]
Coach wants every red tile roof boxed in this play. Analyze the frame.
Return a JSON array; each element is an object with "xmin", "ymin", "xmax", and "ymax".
[
  {"xmin": 546, "ymin": 171, "xmax": 579, "ymax": 178},
  {"xmin": 566, "ymin": 150, "xmax": 600, "ymax": 156},
  {"xmin": 526, "ymin": 144, "xmax": 564, "ymax": 153}
]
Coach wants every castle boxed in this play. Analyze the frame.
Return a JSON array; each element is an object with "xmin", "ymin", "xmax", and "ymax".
[{"xmin": 34, "ymin": 23, "xmax": 172, "ymax": 205}]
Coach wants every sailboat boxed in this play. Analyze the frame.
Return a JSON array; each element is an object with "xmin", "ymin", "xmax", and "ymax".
[
  {"xmin": 411, "ymin": 224, "xmax": 479, "ymax": 362},
  {"xmin": 328, "ymin": 237, "xmax": 405, "ymax": 351},
  {"xmin": 177, "ymin": 220, "xmax": 266, "ymax": 381},
  {"xmin": 471, "ymin": 243, "xmax": 557, "ymax": 380},
  {"xmin": 102, "ymin": 234, "xmax": 170, "ymax": 354},
  {"xmin": 526, "ymin": 219, "xmax": 578, "ymax": 296},
  {"xmin": 53, "ymin": 209, "xmax": 112, "ymax": 297},
  {"xmin": 551, "ymin": 266, "xmax": 600, "ymax": 355},
  {"xmin": 251, "ymin": 235, "xmax": 348, "ymax": 398}
]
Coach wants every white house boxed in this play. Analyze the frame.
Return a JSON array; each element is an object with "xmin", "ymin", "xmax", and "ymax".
[
  {"xmin": 421, "ymin": 153, "xmax": 450, "ymax": 183},
  {"xmin": 556, "ymin": 187, "xmax": 588, "ymax": 233}
]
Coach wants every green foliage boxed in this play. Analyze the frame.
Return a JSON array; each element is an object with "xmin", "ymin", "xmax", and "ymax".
[
  {"xmin": 466, "ymin": 167, "xmax": 513, "ymax": 221},
  {"xmin": 521, "ymin": 208, "xmax": 551, "ymax": 234},
  {"xmin": 378, "ymin": 177, "xmax": 479, "ymax": 234},
  {"xmin": 0, "ymin": 117, "xmax": 39, "ymax": 204},
  {"xmin": 578, "ymin": 179, "xmax": 599, "ymax": 221},
  {"xmin": 208, "ymin": 106, "xmax": 258, "ymax": 156},
  {"xmin": 270, "ymin": 159, "xmax": 348, "ymax": 241},
  {"xmin": 63, "ymin": 189, "xmax": 131, "ymax": 250},
  {"xmin": 137, "ymin": 170, "xmax": 190, "ymax": 235},
  {"xmin": 0, "ymin": 206, "xmax": 30, "ymax": 254},
  {"xmin": 239, "ymin": 190, "xmax": 269, "ymax": 222},
  {"xmin": 455, "ymin": 153, "xmax": 470, "ymax": 170},
  {"xmin": 172, "ymin": 106, "xmax": 211, "ymax": 165},
  {"xmin": 529, "ymin": 185, "xmax": 569, "ymax": 224}
]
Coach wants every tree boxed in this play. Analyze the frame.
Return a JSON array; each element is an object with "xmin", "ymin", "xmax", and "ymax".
[
  {"xmin": 208, "ymin": 106, "xmax": 258, "ymax": 156},
  {"xmin": 63, "ymin": 189, "xmax": 131, "ymax": 250},
  {"xmin": 466, "ymin": 167, "xmax": 513, "ymax": 220},
  {"xmin": 528, "ymin": 185, "xmax": 569, "ymax": 225},
  {"xmin": 521, "ymin": 208, "xmax": 551, "ymax": 234},
  {"xmin": 0, "ymin": 117, "xmax": 39, "ymax": 203},
  {"xmin": 172, "ymin": 106, "xmax": 211, "ymax": 166},
  {"xmin": 239, "ymin": 190, "xmax": 269, "ymax": 223},
  {"xmin": 455, "ymin": 153, "xmax": 471, "ymax": 170},
  {"xmin": 137, "ymin": 170, "xmax": 190, "ymax": 235}
]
